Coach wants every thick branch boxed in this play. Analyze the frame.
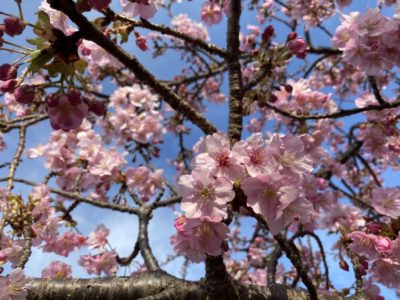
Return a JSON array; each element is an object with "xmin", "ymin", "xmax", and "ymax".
[
  {"xmin": 47, "ymin": 0, "xmax": 217, "ymax": 135},
  {"xmin": 25, "ymin": 272, "xmax": 349, "ymax": 300},
  {"xmin": 226, "ymin": 0, "xmax": 244, "ymax": 144}
]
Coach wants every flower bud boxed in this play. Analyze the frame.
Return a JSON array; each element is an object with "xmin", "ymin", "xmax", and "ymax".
[
  {"xmin": 4, "ymin": 17, "xmax": 25, "ymax": 37},
  {"xmin": 374, "ymin": 236, "xmax": 393, "ymax": 253},
  {"xmin": 14, "ymin": 85, "xmax": 35, "ymax": 104},
  {"xmin": 262, "ymin": 25, "xmax": 274, "ymax": 44},
  {"xmin": 0, "ymin": 64, "xmax": 17, "ymax": 81}
]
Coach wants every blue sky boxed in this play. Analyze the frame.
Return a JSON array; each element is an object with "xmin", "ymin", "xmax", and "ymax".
[{"xmin": 0, "ymin": 0, "xmax": 399, "ymax": 298}]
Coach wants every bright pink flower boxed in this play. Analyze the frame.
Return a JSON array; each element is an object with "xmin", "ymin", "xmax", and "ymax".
[
  {"xmin": 135, "ymin": 32, "xmax": 149, "ymax": 51},
  {"xmin": 87, "ymin": 224, "xmax": 110, "ymax": 251},
  {"xmin": 46, "ymin": 91, "xmax": 89, "ymax": 131},
  {"xmin": 370, "ymin": 187, "xmax": 400, "ymax": 219},
  {"xmin": 193, "ymin": 132, "xmax": 246, "ymax": 181},
  {"xmin": 120, "ymin": 0, "xmax": 158, "ymax": 19},
  {"xmin": 42, "ymin": 261, "xmax": 72, "ymax": 279},
  {"xmin": 374, "ymin": 236, "xmax": 393, "ymax": 253},
  {"xmin": 79, "ymin": 251, "xmax": 118, "ymax": 276},
  {"xmin": 0, "ymin": 268, "xmax": 32, "ymax": 300},
  {"xmin": 201, "ymin": 1, "xmax": 223, "ymax": 26},
  {"xmin": 347, "ymin": 231, "xmax": 379, "ymax": 258},
  {"xmin": 179, "ymin": 169, "xmax": 234, "ymax": 221}
]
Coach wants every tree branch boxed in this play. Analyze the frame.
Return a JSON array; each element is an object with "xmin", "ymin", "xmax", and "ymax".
[{"xmin": 47, "ymin": 0, "xmax": 217, "ymax": 135}]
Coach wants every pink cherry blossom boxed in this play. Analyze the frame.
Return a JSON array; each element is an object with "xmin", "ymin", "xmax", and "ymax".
[
  {"xmin": 0, "ymin": 268, "xmax": 32, "ymax": 300},
  {"xmin": 370, "ymin": 187, "xmax": 400, "ymax": 219},
  {"xmin": 347, "ymin": 231, "xmax": 379, "ymax": 258},
  {"xmin": 120, "ymin": 0, "xmax": 158, "ymax": 19},
  {"xmin": 87, "ymin": 224, "xmax": 110, "ymax": 251},
  {"xmin": 42, "ymin": 261, "xmax": 72, "ymax": 279},
  {"xmin": 178, "ymin": 169, "xmax": 234, "ymax": 221},
  {"xmin": 232, "ymin": 133, "xmax": 270, "ymax": 176},
  {"xmin": 46, "ymin": 91, "xmax": 89, "ymax": 131},
  {"xmin": 266, "ymin": 134, "xmax": 313, "ymax": 181},
  {"xmin": 374, "ymin": 236, "xmax": 393, "ymax": 253},
  {"xmin": 171, "ymin": 217, "xmax": 229, "ymax": 262},
  {"xmin": 79, "ymin": 251, "xmax": 118, "ymax": 276},
  {"xmin": 201, "ymin": 1, "xmax": 223, "ymax": 26},
  {"xmin": 193, "ymin": 132, "xmax": 246, "ymax": 181}
]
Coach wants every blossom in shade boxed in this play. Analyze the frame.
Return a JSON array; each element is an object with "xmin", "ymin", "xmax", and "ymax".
[
  {"xmin": 120, "ymin": 0, "xmax": 158, "ymax": 19},
  {"xmin": 241, "ymin": 173, "xmax": 311, "ymax": 235},
  {"xmin": 0, "ymin": 268, "xmax": 32, "ymax": 300},
  {"xmin": 0, "ymin": 64, "xmax": 17, "ymax": 81},
  {"xmin": 89, "ymin": 0, "xmax": 111, "ymax": 11},
  {"xmin": 370, "ymin": 187, "xmax": 400, "ymax": 219},
  {"xmin": 42, "ymin": 261, "xmax": 72, "ymax": 279},
  {"xmin": 347, "ymin": 231, "xmax": 379, "ymax": 258},
  {"xmin": 79, "ymin": 251, "xmax": 118, "ymax": 276},
  {"xmin": 171, "ymin": 217, "xmax": 229, "ymax": 262},
  {"xmin": 4, "ymin": 17, "xmax": 25, "ymax": 37},
  {"xmin": 87, "ymin": 224, "xmax": 110, "ymax": 251},
  {"xmin": 178, "ymin": 169, "xmax": 234, "ymax": 221},
  {"xmin": 201, "ymin": 1, "xmax": 223, "ymax": 26},
  {"xmin": 46, "ymin": 91, "xmax": 89, "ymax": 131}
]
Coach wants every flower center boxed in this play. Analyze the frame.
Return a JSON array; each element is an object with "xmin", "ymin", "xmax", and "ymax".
[
  {"xmin": 264, "ymin": 186, "xmax": 277, "ymax": 199},
  {"xmin": 280, "ymin": 152, "xmax": 295, "ymax": 167}
]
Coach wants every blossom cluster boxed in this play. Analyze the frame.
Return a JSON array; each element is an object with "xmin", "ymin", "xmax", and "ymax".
[
  {"xmin": 333, "ymin": 8, "xmax": 400, "ymax": 75},
  {"xmin": 285, "ymin": 0, "xmax": 335, "ymax": 27},
  {"xmin": 348, "ymin": 228, "xmax": 400, "ymax": 290},
  {"xmin": 171, "ymin": 132, "xmax": 315, "ymax": 262}
]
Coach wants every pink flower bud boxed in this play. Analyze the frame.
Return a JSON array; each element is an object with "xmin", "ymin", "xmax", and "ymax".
[
  {"xmin": 0, "ymin": 251, "xmax": 7, "ymax": 261},
  {"xmin": 67, "ymin": 90, "xmax": 81, "ymax": 105},
  {"xmin": 288, "ymin": 31, "xmax": 297, "ymax": 40},
  {"xmin": 89, "ymin": 100, "xmax": 106, "ymax": 116},
  {"xmin": 284, "ymin": 84, "xmax": 293, "ymax": 94},
  {"xmin": 89, "ymin": 0, "xmax": 111, "ymax": 11},
  {"xmin": 135, "ymin": 33, "xmax": 149, "ymax": 52},
  {"xmin": 0, "ymin": 64, "xmax": 17, "ymax": 81},
  {"xmin": 14, "ymin": 85, "xmax": 35, "ymax": 104},
  {"xmin": 367, "ymin": 223, "xmax": 381, "ymax": 235},
  {"xmin": 174, "ymin": 216, "xmax": 187, "ymax": 233},
  {"xmin": 262, "ymin": 25, "xmax": 274, "ymax": 44},
  {"xmin": 4, "ymin": 17, "xmax": 25, "ymax": 37},
  {"xmin": 288, "ymin": 38, "xmax": 307, "ymax": 59},
  {"xmin": 0, "ymin": 79, "xmax": 17, "ymax": 93},
  {"xmin": 269, "ymin": 94, "xmax": 278, "ymax": 103},
  {"xmin": 374, "ymin": 236, "xmax": 393, "ymax": 253}
]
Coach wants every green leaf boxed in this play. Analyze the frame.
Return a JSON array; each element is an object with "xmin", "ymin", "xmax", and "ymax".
[{"xmin": 29, "ymin": 48, "xmax": 55, "ymax": 73}]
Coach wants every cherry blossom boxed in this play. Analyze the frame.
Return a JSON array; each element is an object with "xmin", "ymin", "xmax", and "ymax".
[
  {"xmin": 42, "ymin": 261, "xmax": 72, "ymax": 279},
  {"xmin": 120, "ymin": 0, "xmax": 158, "ymax": 19},
  {"xmin": 0, "ymin": 268, "xmax": 32, "ymax": 300}
]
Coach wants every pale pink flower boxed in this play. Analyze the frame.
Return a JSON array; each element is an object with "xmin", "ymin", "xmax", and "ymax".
[
  {"xmin": 179, "ymin": 169, "xmax": 234, "ymax": 221},
  {"xmin": 87, "ymin": 224, "xmax": 110, "ymax": 251},
  {"xmin": 232, "ymin": 133, "xmax": 270, "ymax": 176},
  {"xmin": 120, "ymin": 0, "xmax": 158, "ymax": 19},
  {"xmin": 39, "ymin": 0, "xmax": 69, "ymax": 34},
  {"xmin": 0, "ymin": 268, "xmax": 32, "ymax": 300},
  {"xmin": 193, "ymin": 132, "xmax": 246, "ymax": 181},
  {"xmin": 79, "ymin": 251, "xmax": 118, "ymax": 276},
  {"xmin": 347, "ymin": 231, "xmax": 379, "ymax": 258},
  {"xmin": 370, "ymin": 187, "xmax": 400, "ymax": 219},
  {"xmin": 43, "ymin": 232, "xmax": 86, "ymax": 257},
  {"xmin": 126, "ymin": 166, "xmax": 164, "ymax": 201},
  {"xmin": 201, "ymin": 1, "xmax": 223, "ymax": 26},
  {"xmin": 267, "ymin": 134, "xmax": 313, "ymax": 180},
  {"xmin": 171, "ymin": 217, "xmax": 229, "ymax": 262},
  {"xmin": 171, "ymin": 14, "xmax": 209, "ymax": 41},
  {"xmin": 42, "ymin": 261, "xmax": 72, "ymax": 279},
  {"xmin": 241, "ymin": 174, "xmax": 310, "ymax": 235}
]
